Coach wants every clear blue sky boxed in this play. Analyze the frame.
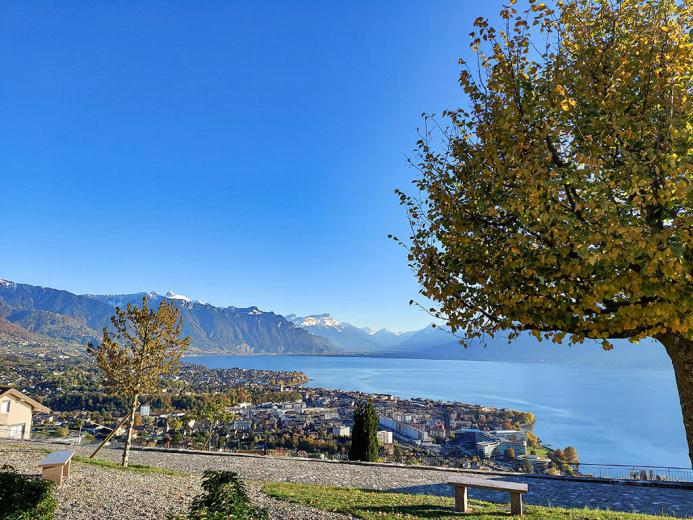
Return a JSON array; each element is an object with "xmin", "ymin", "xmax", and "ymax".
[{"xmin": 0, "ymin": 1, "xmax": 505, "ymax": 332}]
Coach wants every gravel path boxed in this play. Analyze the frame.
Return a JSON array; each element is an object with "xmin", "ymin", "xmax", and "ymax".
[
  {"xmin": 3, "ymin": 441, "xmax": 692, "ymax": 518},
  {"xmin": 0, "ymin": 443, "xmax": 348, "ymax": 520},
  {"xmin": 88, "ymin": 445, "xmax": 693, "ymax": 518}
]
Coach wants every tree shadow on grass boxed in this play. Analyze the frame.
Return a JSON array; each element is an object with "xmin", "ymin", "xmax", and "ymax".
[
  {"xmin": 390, "ymin": 484, "xmax": 515, "ymax": 505},
  {"xmin": 354, "ymin": 487, "xmax": 513, "ymax": 518},
  {"xmin": 351, "ymin": 503, "xmax": 511, "ymax": 518}
]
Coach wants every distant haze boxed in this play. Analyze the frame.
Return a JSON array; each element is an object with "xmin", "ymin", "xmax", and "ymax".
[{"xmin": 0, "ymin": 278, "xmax": 671, "ymax": 369}]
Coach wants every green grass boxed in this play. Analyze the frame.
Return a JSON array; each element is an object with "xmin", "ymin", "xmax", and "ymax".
[
  {"xmin": 262, "ymin": 482, "xmax": 678, "ymax": 520},
  {"xmin": 73, "ymin": 455, "xmax": 184, "ymax": 476},
  {"xmin": 530, "ymin": 447, "xmax": 549, "ymax": 457}
]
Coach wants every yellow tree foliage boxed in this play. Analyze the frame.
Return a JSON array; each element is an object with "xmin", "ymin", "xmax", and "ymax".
[
  {"xmin": 89, "ymin": 297, "xmax": 190, "ymax": 466},
  {"xmin": 397, "ymin": 0, "xmax": 692, "ymax": 462}
]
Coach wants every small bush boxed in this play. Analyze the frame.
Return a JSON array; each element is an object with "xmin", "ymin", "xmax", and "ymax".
[
  {"xmin": 170, "ymin": 470, "xmax": 267, "ymax": 520},
  {"xmin": 0, "ymin": 464, "xmax": 57, "ymax": 520}
]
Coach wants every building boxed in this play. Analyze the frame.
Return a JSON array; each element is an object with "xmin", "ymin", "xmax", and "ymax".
[
  {"xmin": 377, "ymin": 430, "xmax": 393, "ymax": 444},
  {"xmin": 455, "ymin": 428, "xmax": 527, "ymax": 459},
  {"xmin": 0, "ymin": 386, "xmax": 50, "ymax": 440},
  {"xmin": 378, "ymin": 415, "xmax": 430, "ymax": 442},
  {"xmin": 493, "ymin": 430, "xmax": 527, "ymax": 458},
  {"xmin": 332, "ymin": 426, "xmax": 351, "ymax": 437},
  {"xmin": 140, "ymin": 404, "xmax": 151, "ymax": 417}
]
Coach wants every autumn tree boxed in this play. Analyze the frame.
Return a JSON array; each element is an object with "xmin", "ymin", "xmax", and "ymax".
[
  {"xmin": 396, "ymin": 0, "xmax": 693, "ymax": 462},
  {"xmin": 564, "ymin": 446, "xmax": 579, "ymax": 464},
  {"xmin": 89, "ymin": 297, "xmax": 189, "ymax": 466},
  {"xmin": 193, "ymin": 394, "xmax": 233, "ymax": 450},
  {"xmin": 349, "ymin": 399, "xmax": 379, "ymax": 462}
]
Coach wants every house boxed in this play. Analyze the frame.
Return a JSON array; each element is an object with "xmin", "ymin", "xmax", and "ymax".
[{"xmin": 0, "ymin": 386, "xmax": 50, "ymax": 440}]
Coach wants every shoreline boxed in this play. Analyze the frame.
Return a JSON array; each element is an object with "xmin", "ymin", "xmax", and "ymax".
[{"xmin": 181, "ymin": 352, "xmax": 672, "ymax": 370}]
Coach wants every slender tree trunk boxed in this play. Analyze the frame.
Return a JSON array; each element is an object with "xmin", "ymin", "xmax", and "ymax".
[
  {"xmin": 657, "ymin": 333, "xmax": 693, "ymax": 466},
  {"xmin": 122, "ymin": 394, "xmax": 139, "ymax": 467},
  {"xmin": 205, "ymin": 420, "xmax": 214, "ymax": 451}
]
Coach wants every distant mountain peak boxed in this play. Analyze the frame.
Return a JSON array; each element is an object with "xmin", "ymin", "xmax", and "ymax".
[
  {"xmin": 286, "ymin": 313, "xmax": 341, "ymax": 329},
  {"xmin": 0, "ymin": 279, "xmax": 16, "ymax": 288},
  {"xmin": 304, "ymin": 314, "xmax": 340, "ymax": 328},
  {"xmin": 164, "ymin": 291, "xmax": 192, "ymax": 303}
]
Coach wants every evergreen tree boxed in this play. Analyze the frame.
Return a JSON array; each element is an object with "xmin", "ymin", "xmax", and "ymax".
[
  {"xmin": 349, "ymin": 399, "xmax": 379, "ymax": 462},
  {"xmin": 89, "ymin": 296, "xmax": 189, "ymax": 466}
]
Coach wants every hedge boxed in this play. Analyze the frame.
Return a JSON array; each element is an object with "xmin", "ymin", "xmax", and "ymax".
[{"xmin": 0, "ymin": 464, "xmax": 57, "ymax": 520}]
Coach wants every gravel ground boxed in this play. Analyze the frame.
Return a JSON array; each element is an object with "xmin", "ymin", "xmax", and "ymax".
[
  {"xmin": 0, "ymin": 443, "xmax": 348, "ymax": 520},
  {"xmin": 83, "ymin": 444, "xmax": 693, "ymax": 518},
  {"xmin": 3, "ymin": 440, "xmax": 692, "ymax": 518}
]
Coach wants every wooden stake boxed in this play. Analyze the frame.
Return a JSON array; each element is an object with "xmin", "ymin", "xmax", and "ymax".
[{"xmin": 89, "ymin": 412, "xmax": 131, "ymax": 459}]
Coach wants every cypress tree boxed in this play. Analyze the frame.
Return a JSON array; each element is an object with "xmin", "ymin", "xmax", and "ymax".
[{"xmin": 349, "ymin": 399, "xmax": 378, "ymax": 462}]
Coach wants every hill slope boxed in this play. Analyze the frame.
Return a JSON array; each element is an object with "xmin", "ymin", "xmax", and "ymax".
[{"xmin": 0, "ymin": 280, "xmax": 336, "ymax": 354}]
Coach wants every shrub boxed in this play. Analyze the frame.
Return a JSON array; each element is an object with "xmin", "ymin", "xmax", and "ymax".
[
  {"xmin": 170, "ymin": 470, "xmax": 267, "ymax": 520},
  {"xmin": 0, "ymin": 464, "xmax": 57, "ymax": 520}
]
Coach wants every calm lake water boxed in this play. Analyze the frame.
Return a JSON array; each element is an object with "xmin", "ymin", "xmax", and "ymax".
[{"xmin": 185, "ymin": 355, "xmax": 689, "ymax": 468}]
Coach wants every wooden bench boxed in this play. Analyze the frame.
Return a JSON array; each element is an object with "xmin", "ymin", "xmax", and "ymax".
[
  {"xmin": 39, "ymin": 450, "xmax": 75, "ymax": 485},
  {"xmin": 449, "ymin": 476, "xmax": 528, "ymax": 516}
]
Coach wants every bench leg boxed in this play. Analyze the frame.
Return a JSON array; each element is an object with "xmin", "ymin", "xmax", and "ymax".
[
  {"xmin": 63, "ymin": 462, "xmax": 70, "ymax": 479},
  {"xmin": 510, "ymin": 492, "xmax": 523, "ymax": 516},
  {"xmin": 42, "ymin": 465, "xmax": 63, "ymax": 486},
  {"xmin": 454, "ymin": 485, "xmax": 469, "ymax": 512}
]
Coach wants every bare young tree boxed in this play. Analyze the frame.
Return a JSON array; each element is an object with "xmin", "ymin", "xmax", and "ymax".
[{"xmin": 89, "ymin": 297, "xmax": 190, "ymax": 466}]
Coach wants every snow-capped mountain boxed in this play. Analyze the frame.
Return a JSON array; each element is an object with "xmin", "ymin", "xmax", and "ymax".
[
  {"xmin": 88, "ymin": 291, "xmax": 206, "ymax": 307},
  {"xmin": 165, "ymin": 291, "xmax": 192, "ymax": 302},
  {"xmin": 289, "ymin": 314, "xmax": 341, "ymax": 329},
  {"xmin": 0, "ymin": 280, "xmax": 336, "ymax": 355},
  {"xmin": 285, "ymin": 313, "xmax": 452, "ymax": 353},
  {"xmin": 285, "ymin": 313, "xmax": 386, "ymax": 353}
]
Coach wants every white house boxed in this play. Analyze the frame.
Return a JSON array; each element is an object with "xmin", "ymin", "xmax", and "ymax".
[{"xmin": 0, "ymin": 386, "xmax": 50, "ymax": 440}]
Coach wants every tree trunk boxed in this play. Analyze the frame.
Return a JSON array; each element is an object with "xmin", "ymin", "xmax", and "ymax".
[
  {"xmin": 122, "ymin": 394, "xmax": 139, "ymax": 467},
  {"xmin": 657, "ymin": 333, "xmax": 693, "ymax": 466}
]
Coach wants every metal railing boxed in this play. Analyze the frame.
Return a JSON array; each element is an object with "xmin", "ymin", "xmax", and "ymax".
[
  {"xmin": 517, "ymin": 460, "xmax": 693, "ymax": 483},
  {"xmin": 570, "ymin": 463, "xmax": 693, "ymax": 483}
]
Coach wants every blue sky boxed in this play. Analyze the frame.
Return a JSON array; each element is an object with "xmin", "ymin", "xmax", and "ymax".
[{"xmin": 0, "ymin": 1, "xmax": 505, "ymax": 331}]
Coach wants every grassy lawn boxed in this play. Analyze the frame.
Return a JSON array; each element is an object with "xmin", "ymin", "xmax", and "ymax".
[
  {"xmin": 530, "ymin": 447, "xmax": 549, "ymax": 457},
  {"xmin": 73, "ymin": 455, "xmax": 184, "ymax": 476},
  {"xmin": 262, "ymin": 482, "xmax": 678, "ymax": 520}
]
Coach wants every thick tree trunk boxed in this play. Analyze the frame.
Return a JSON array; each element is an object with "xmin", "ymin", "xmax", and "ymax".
[
  {"xmin": 122, "ymin": 394, "xmax": 139, "ymax": 467},
  {"xmin": 657, "ymin": 333, "xmax": 693, "ymax": 467}
]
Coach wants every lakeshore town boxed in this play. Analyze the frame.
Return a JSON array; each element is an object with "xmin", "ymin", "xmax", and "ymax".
[{"xmin": 0, "ymin": 345, "xmax": 578, "ymax": 475}]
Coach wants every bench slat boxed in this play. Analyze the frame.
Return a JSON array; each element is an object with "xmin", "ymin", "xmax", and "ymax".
[
  {"xmin": 39, "ymin": 450, "xmax": 75, "ymax": 467},
  {"xmin": 449, "ymin": 476, "xmax": 528, "ymax": 493}
]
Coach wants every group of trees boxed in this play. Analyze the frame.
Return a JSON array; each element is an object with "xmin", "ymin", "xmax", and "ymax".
[{"xmin": 85, "ymin": 0, "xmax": 692, "ymax": 470}]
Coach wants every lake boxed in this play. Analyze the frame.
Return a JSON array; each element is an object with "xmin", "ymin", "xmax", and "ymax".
[{"xmin": 184, "ymin": 355, "xmax": 689, "ymax": 468}]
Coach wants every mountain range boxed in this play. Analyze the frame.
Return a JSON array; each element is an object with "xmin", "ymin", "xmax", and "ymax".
[
  {"xmin": 285, "ymin": 311, "xmax": 672, "ymax": 368},
  {"xmin": 0, "ymin": 278, "xmax": 672, "ymax": 368},
  {"xmin": 0, "ymin": 280, "xmax": 333, "ymax": 355}
]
